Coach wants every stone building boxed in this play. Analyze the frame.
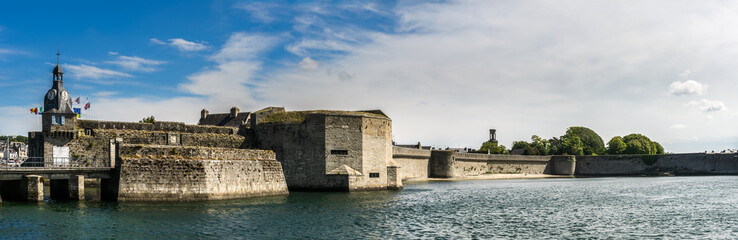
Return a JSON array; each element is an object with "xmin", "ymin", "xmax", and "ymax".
[
  {"xmin": 199, "ymin": 107, "xmax": 402, "ymax": 191},
  {"xmin": 23, "ymin": 56, "xmax": 288, "ymax": 201},
  {"xmin": 26, "ymin": 58, "xmax": 79, "ymax": 166}
]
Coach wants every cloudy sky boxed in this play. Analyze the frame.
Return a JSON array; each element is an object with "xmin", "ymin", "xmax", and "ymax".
[{"xmin": 1, "ymin": 0, "xmax": 738, "ymax": 152}]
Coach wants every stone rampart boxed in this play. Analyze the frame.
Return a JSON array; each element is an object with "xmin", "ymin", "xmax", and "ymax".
[
  {"xmin": 429, "ymin": 151, "xmax": 577, "ymax": 178},
  {"xmin": 119, "ymin": 144, "xmax": 275, "ymax": 161},
  {"xmin": 453, "ymin": 153, "xmax": 550, "ymax": 176},
  {"xmin": 115, "ymin": 158, "xmax": 288, "ymax": 201},
  {"xmin": 392, "ymin": 146, "xmax": 431, "ymax": 180},
  {"xmin": 575, "ymin": 153, "xmax": 738, "ymax": 175},
  {"xmin": 92, "ymin": 129, "xmax": 249, "ymax": 148},
  {"xmin": 77, "ymin": 119, "xmax": 235, "ymax": 135}
]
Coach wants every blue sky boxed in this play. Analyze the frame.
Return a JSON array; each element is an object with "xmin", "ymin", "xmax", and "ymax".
[{"xmin": 2, "ymin": 0, "xmax": 738, "ymax": 152}]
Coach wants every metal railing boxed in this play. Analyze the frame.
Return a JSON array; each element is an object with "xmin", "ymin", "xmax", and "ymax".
[{"xmin": 0, "ymin": 157, "xmax": 111, "ymax": 169}]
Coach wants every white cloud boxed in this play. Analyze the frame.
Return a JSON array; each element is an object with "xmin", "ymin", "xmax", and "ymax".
[
  {"xmin": 63, "ymin": 64, "xmax": 132, "ymax": 80},
  {"xmin": 106, "ymin": 55, "xmax": 166, "ymax": 72},
  {"xmin": 169, "ymin": 38, "xmax": 207, "ymax": 52},
  {"xmin": 298, "ymin": 57, "xmax": 319, "ymax": 70},
  {"xmin": 149, "ymin": 38, "xmax": 166, "ymax": 45},
  {"xmin": 670, "ymin": 80, "xmax": 707, "ymax": 96},
  {"xmin": 234, "ymin": 2, "xmax": 277, "ymax": 22},
  {"xmin": 94, "ymin": 91, "xmax": 118, "ymax": 97},
  {"xmin": 108, "ymin": 51, "xmax": 119, "ymax": 56},
  {"xmin": 151, "ymin": 38, "xmax": 207, "ymax": 52},
  {"xmin": 688, "ymin": 99, "xmax": 726, "ymax": 112},
  {"xmin": 670, "ymin": 124, "xmax": 686, "ymax": 129},
  {"xmin": 179, "ymin": 32, "xmax": 276, "ymax": 106}
]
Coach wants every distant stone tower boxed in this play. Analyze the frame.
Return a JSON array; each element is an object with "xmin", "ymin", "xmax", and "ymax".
[
  {"xmin": 488, "ymin": 129, "xmax": 498, "ymax": 144},
  {"xmin": 42, "ymin": 52, "xmax": 77, "ymax": 136}
]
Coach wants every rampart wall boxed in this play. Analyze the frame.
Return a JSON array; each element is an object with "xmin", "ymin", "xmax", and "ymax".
[
  {"xmin": 94, "ymin": 129, "xmax": 250, "ymax": 149},
  {"xmin": 391, "ymin": 146, "xmax": 431, "ymax": 180},
  {"xmin": 77, "ymin": 119, "xmax": 235, "ymax": 135},
  {"xmin": 115, "ymin": 158, "xmax": 288, "ymax": 201},
  {"xmin": 575, "ymin": 153, "xmax": 738, "ymax": 175},
  {"xmin": 111, "ymin": 146, "xmax": 288, "ymax": 201},
  {"xmin": 427, "ymin": 151, "xmax": 575, "ymax": 178}
]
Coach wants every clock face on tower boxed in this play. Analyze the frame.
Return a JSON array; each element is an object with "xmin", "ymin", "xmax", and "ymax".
[
  {"xmin": 61, "ymin": 91, "xmax": 69, "ymax": 101},
  {"xmin": 46, "ymin": 89, "xmax": 57, "ymax": 100}
]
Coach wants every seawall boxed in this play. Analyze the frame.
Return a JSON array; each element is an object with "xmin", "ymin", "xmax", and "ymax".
[
  {"xmin": 576, "ymin": 153, "xmax": 738, "ymax": 175},
  {"xmin": 391, "ymin": 146, "xmax": 431, "ymax": 180},
  {"xmin": 109, "ymin": 145, "xmax": 288, "ymax": 201},
  {"xmin": 425, "ymin": 150, "xmax": 575, "ymax": 178}
]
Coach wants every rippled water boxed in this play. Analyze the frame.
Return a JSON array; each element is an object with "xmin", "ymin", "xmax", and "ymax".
[{"xmin": 2, "ymin": 176, "xmax": 738, "ymax": 239}]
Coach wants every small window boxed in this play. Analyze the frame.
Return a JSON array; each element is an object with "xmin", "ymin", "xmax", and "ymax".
[
  {"xmin": 331, "ymin": 150, "xmax": 348, "ymax": 155},
  {"xmin": 369, "ymin": 173, "xmax": 380, "ymax": 178},
  {"xmin": 61, "ymin": 116, "xmax": 65, "ymax": 125}
]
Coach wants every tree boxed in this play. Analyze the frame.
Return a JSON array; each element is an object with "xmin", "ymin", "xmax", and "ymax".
[
  {"xmin": 512, "ymin": 141, "xmax": 530, "ymax": 151},
  {"xmin": 140, "ymin": 115, "xmax": 156, "ymax": 123},
  {"xmin": 564, "ymin": 127, "xmax": 605, "ymax": 155},
  {"xmin": 653, "ymin": 142, "xmax": 665, "ymax": 154},
  {"xmin": 480, "ymin": 141, "xmax": 508, "ymax": 154},
  {"xmin": 529, "ymin": 135, "xmax": 549, "ymax": 155},
  {"xmin": 548, "ymin": 137, "xmax": 562, "ymax": 155},
  {"xmin": 561, "ymin": 135, "xmax": 584, "ymax": 155},
  {"xmin": 622, "ymin": 133, "xmax": 655, "ymax": 154},
  {"xmin": 607, "ymin": 136, "xmax": 627, "ymax": 154}
]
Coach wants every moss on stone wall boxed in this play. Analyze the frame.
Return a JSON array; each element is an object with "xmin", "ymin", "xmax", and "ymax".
[{"xmin": 260, "ymin": 110, "xmax": 387, "ymax": 124}]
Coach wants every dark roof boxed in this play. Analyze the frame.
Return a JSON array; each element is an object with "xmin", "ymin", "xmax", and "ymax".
[
  {"xmin": 53, "ymin": 64, "xmax": 63, "ymax": 75},
  {"xmin": 198, "ymin": 112, "xmax": 251, "ymax": 127}
]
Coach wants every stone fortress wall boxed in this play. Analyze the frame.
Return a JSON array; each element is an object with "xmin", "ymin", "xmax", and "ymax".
[
  {"xmin": 391, "ymin": 146, "xmax": 431, "ymax": 180},
  {"xmin": 575, "ymin": 153, "xmax": 738, "ymax": 175},
  {"xmin": 114, "ymin": 146, "xmax": 287, "ymax": 201},
  {"xmin": 389, "ymin": 148, "xmax": 738, "ymax": 180},
  {"xmin": 25, "ymin": 117, "xmax": 289, "ymax": 202},
  {"xmin": 253, "ymin": 111, "xmax": 399, "ymax": 191}
]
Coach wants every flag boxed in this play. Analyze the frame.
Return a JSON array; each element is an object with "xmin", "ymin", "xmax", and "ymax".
[
  {"xmin": 39, "ymin": 107, "xmax": 43, "ymax": 113},
  {"xmin": 30, "ymin": 108, "xmax": 37, "ymax": 114},
  {"xmin": 73, "ymin": 108, "xmax": 81, "ymax": 118},
  {"xmin": 84, "ymin": 102, "xmax": 90, "ymax": 110},
  {"xmin": 74, "ymin": 97, "xmax": 81, "ymax": 104}
]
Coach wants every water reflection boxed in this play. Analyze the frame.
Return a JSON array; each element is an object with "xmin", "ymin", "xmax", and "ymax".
[{"xmin": 2, "ymin": 176, "xmax": 738, "ymax": 239}]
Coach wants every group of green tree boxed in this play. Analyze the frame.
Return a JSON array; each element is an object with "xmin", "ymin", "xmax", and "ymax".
[
  {"xmin": 0, "ymin": 135, "xmax": 29, "ymax": 144},
  {"xmin": 478, "ymin": 126, "xmax": 664, "ymax": 156}
]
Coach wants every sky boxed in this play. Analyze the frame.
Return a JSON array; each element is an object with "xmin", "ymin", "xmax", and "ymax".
[{"xmin": 1, "ymin": 0, "xmax": 738, "ymax": 153}]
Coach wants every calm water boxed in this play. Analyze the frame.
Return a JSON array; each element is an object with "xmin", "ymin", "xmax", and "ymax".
[{"xmin": 2, "ymin": 176, "xmax": 738, "ymax": 239}]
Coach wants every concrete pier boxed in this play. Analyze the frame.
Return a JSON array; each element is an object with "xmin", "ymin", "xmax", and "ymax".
[
  {"xmin": 23, "ymin": 175, "xmax": 43, "ymax": 202},
  {"xmin": 51, "ymin": 175, "xmax": 85, "ymax": 200},
  {"xmin": 70, "ymin": 175, "xmax": 84, "ymax": 200}
]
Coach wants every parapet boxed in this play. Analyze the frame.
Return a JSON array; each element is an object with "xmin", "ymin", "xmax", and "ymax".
[{"xmin": 77, "ymin": 119, "xmax": 236, "ymax": 135}]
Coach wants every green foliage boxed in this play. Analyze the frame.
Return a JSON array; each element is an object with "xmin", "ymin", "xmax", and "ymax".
[
  {"xmin": 0, "ymin": 135, "xmax": 28, "ymax": 144},
  {"xmin": 564, "ymin": 127, "xmax": 605, "ymax": 155},
  {"xmin": 607, "ymin": 136, "xmax": 627, "ymax": 154},
  {"xmin": 561, "ymin": 135, "xmax": 584, "ymax": 155},
  {"xmin": 512, "ymin": 141, "xmax": 529, "ymax": 151},
  {"xmin": 140, "ymin": 115, "xmax": 156, "ymax": 123},
  {"xmin": 622, "ymin": 134, "xmax": 654, "ymax": 154},
  {"xmin": 510, "ymin": 135, "xmax": 550, "ymax": 155},
  {"xmin": 480, "ymin": 141, "xmax": 508, "ymax": 154},
  {"xmin": 652, "ymin": 142, "xmax": 665, "ymax": 154}
]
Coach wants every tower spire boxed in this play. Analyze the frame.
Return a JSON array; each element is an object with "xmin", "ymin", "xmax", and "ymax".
[{"xmin": 52, "ymin": 48, "xmax": 63, "ymax": 81}]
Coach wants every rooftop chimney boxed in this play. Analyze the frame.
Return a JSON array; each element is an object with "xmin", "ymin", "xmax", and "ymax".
[
  {"xmin": 201, "ymin": 109, "xmax": 209, "ymax": 119},
  {"xmin": 230, "ymin": 107, "xmax": 239, "ymax": 118}
]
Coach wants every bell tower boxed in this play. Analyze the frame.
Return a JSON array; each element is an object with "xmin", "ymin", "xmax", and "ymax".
[{"xmin": 42, "ymin": 51, "xmax": 77, "ymax": 135}]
